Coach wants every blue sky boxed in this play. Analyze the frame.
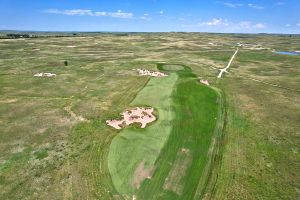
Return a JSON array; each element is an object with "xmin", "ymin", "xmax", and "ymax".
[{"xmin": 0, "ymin": 0, "xmax": 299, "ymax": 33}]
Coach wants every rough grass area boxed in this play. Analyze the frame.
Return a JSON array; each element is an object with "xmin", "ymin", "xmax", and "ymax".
[{"xmin": 108, "ymin": 73, "xmax": 178, "ymax": 195}]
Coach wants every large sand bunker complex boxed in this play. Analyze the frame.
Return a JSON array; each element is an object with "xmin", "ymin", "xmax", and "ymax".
[
  {"xmin": 135, "ymin": 68, "xmax": 168, "ymax": 77},
  {"xmin": 106, "ymin": 107, "xmax": 156, "ymax": 130}
]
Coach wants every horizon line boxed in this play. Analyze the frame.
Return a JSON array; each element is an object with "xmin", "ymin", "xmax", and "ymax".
[{"xmin": 1, "ymin": 29, "xmax": 299, "ymax": 35}]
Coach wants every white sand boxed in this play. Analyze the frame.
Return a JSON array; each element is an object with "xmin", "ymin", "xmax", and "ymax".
[
  {"xmin": 200, "ymin": 79, "xmax": 210, "ymax": 86},
  {"xmin": 136, "ymin": 69, "xmax": 168, "ymax": 77},
  {"xmin": 34, "ymin": 72, "xmax": 56, "ymax": 77},
  {"xmin": 106, "ymin": 107, "xmax": 156, "ymax": 130}
]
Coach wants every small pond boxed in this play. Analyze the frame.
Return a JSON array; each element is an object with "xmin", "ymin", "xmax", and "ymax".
[{"xmin": 275, "ymin": 51, "xmax": 300, "ymax": 56}]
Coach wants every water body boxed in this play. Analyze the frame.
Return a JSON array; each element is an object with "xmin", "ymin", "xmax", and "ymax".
[{"xmin": 275, "ymin": 51, "xmax": 300, "ymax": 56}]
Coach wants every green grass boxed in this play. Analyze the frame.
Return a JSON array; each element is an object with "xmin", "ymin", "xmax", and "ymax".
[
  {"xmin": 108, "ymin": 64, "xmax": 221, "ymax": 199},
  {"xmin": 33, "ymin": 149, "xmax": 48, "ymax": 160},
  {"xmin": 162, "ymin": 64, "xmax": 185, "ymax": 71},
  {"xmin": 136, "ymin": 65, "xmax": 220, "ymax": 200},
  {"xmin": 108, "ymin": 73, "xmax": 178, "ymax": 195},
  {"xmin": 1, "ymin": 33, "xmax": 299, "ymax": 199}
]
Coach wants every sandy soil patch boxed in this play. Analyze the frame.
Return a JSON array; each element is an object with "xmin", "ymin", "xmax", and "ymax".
[
  {"xmin": 134, "ymin": 69, "xmax": 168, "ymax": 77},
  {"xmin": 200, "ymin": 79, "xmax": 210, "ymax": 86},
  {"xmin": 208, "ymin": 42, "xmax": 219, "ymax": 46},
  {"xmin": 164, "ymin": 148, "xmax": 192, "ymax": 195},
  {"xmin": 64, "ymin": 104, "xmax": 88, "ymax": 123},
  {"xmin": 34, "ymin": 72, "xmax": 56, "ymax": 77},
  {"xmin": 0, "ymin": 98, "xmax": 18, "ymax": 104},
  {"xmin": 106, "ymin": 107, "xmax": 156, "ymax": 130},
  {"xmin": 133, "ymin": 161, "xmax": 154, "ymax": 189}
]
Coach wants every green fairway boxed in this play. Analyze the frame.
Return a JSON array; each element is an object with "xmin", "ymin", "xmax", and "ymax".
[
  {"xmin": 108, "ymin": 73, "xmax": 178, "ymax": 195},
  {"xmin": 161, "ymin": 64, "xmax": 185, "ymax": 71},
  {"xmin": 137, "ymin": 64, "xmax": 220, "ymax": 199},
  {"xmin": 108, "ymin": 64, "xmax": 221, "ymax": 199}
]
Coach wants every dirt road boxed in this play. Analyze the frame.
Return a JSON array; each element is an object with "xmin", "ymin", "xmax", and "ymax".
[{"xmin": 217, "ymin": 48, "xmax": 239, "ymax": 78}]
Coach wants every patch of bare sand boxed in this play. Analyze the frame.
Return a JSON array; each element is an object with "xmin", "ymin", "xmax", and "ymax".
[
  {"xmin": 200, "ymin": 79, "xmax": 210, "ymax": 86},
  {"xmin": 135, "ymin": 69, "xmax": 168, "ymax": 77},
  {"xmin": 0, "ymin": 98, "xmax": 18, "ymax": 104},
  {"xmin": 133, "ymin": 161, "xmax": 155, "ymax": 189},
  {"xmin": 34, "ymin": 72, "xmax": 56, "ymax": 77},
  {"xmin": 64, "ymin": 104, "xmax": 88, "ymax": 123},
  {"xmin": 106, "ymin": 107, "xmax": 156, "ymax": 130},
  {"xmin": 164, "ymin": 148, "xmax": 192, "ymax": 195}
]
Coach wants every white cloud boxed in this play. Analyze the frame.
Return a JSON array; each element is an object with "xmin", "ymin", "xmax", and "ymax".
[
  {"xmin": 238, "ymin": 21, "xmax": 265, "ymax": 29},
  {"xmin": 199, "ymin": 18, "xmax": 229, "ymax": 26},
  {"xmin": 109, "ymin": 10, "xmax": 133, "ymax": 18},
  {"xmin": 253, "ymin": 23, "xmax": 265, "ymax": 28},
  {"xmin": 275, "ymin": 2, "xmax": 285, "ymax": 6},
  {"xmin": 184, "ymin": 18, "xmax": 266, "ymax": 32},
  {"xmin": 44, "ymin": 9, "xmax": 93, "ymax": 16},
  {"xmin": 218, "ymin": 2, "xmax": 243, "ymax": 8},
  {"xmin": 247, "ymin": 4, "xmax": 264, "ymax": 10},
  {"xmin": 43, "ymin": 9, "xmax": 135, "ymax": 19},
  {"xmin": 238, "ymin": 21, "xmax": 252, "ymax": 29},
  {"xmin": 94, "ymin": 12, "xmax": 107, "ymax": 17},
  {"xmin": 158, "ymin": 10, "xmax": 164, "ymax": 15},
  {"xmin": 139, "ymin": 13, "xmax": 152, "ymax": 21},
  {"xmin": 285, "ymin": 24, "xmax": 291, "ymax": 27}
]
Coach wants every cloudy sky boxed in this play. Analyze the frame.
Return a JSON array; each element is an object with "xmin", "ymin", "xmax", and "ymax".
[{"xmin": 0, "ymin": 0, "xmax": 299, "ymax": 33}]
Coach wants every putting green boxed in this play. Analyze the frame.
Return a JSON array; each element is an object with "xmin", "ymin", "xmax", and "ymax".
[{"xmin": 162, "ymin": 64, "xmax": 185, "ymax": 71}]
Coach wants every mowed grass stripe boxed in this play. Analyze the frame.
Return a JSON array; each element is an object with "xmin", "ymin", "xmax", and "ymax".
[
  {"xmin": 108, "ymin": 73, "xmax": 178, "ymax": 195},
  {"xmin": 137, "ymin": 65, "xmax": 219, "ymax": 199}
]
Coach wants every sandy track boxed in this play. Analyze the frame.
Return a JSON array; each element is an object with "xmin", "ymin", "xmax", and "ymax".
[{"xmin": 217, "ymin": 48, "xmax": 239, "ymax": 78}]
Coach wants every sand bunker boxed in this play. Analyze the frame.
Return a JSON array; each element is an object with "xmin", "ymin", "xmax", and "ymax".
[
  {"xmin": 200, "ymin": 79, "xmax": 210, "ymax": 86},
  {"xmin": 106, "ymin": 107, "xmax": 156, "ymax": 130},
  {"xmin": 34, "ymin": 72, "xmax": 56, "ymax": 77},
  {"xmin": 135, "ymin": 69, "xmax": 168, "ymax": 77}
]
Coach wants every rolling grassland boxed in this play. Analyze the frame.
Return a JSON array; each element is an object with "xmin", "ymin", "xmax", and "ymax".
[{"xmin": 0, "ymin": 33, "xmax": 299, "ymax": 199}]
